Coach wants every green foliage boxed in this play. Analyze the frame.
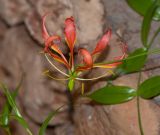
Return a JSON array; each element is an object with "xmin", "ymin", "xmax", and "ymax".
[
  {"xmin": 0, "ymin": 77, "xmax": 33, "ymax": 135},
  {"xmin": 127, "ymin": 0, "xmax": 160, "ymax": 47},
  {"xmin": 138, "ymin": 76, "xmax": 160, "ymax": 99},
  {"xmin": 10, "ymin": 115, "xmax": 32, "ymax": 135},
  {"xmin": 141, "ymin": 1, "xmax": 159, "ymax": 47},
  {"xmin": 1, "ymin": 84, "xmax": 21, "ymax": 117},
  {"xmin": 39, "ymin": 105, "xmax": 63, "ymax": 135},
  {"xmin": 87, "ymin": 85, "xmax": 136, "ymax": 104},
  {"xmin": 0, "ymin": 77, "xmax": 23, "ymax": 128},
  {"xmin": 117, "ymin": 48, "xmax": 147, "ymax": 74},
  {"xmin": 127, "ymin": 0, "xmax": 160, "ymax": 21}
]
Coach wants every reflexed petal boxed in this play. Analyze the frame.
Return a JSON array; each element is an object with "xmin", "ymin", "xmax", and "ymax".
[
  {"xmin": 76, "ymin": 66, "xmax": 93, "ymax": 71},
  {"xmin": 42, "ymin": 13, "xmax": 50, "ymax": 41},
  {"xmin": 47, "ymin": 49, "xmax": 70, "ymax": 69},
  {"xmin": 114, "ymin": 43, "xmax": 128, "ymax": 60},
  {"xmin": 92, "ymin": 29, "xmax": 112, "ymax": 55},
  {"xmin": 64, "ymin": 16, "xmax": 76, "ymax": 51},
  {"xmin": 44, "ymin": 35, "xmax": 61, "ymax": 52},
  {"xmin": 94, "ymin": 62, "xmax": 122, "ymax": 69},
  {"xmin": 50, "ymin": 44, "xmax": 69, "ymax": 66},
  {"xmin": 76, "ymin": 48, "xmax": 93, "ymax": 71}
]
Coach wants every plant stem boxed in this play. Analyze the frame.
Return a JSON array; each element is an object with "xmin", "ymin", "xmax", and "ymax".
[
  {"xmin": 148, "ymin": 26, "xmax": 160, "ymax": 49},
  {"xmin": 137, "ymin": 96, "xmax": 144, "ymax": 135},
  {"xmin": 65, "ymin": 88, "xmax": 74, "ymax": 123},
  {"xmin": 27, "ymin": 129, "xmax": 33, "ymax": 135},
  {"xmin": 137, "ymin": 72, "xmax": 144, "ymax": 135},
  {"xmin": 5, "ymin": 128, "xmax": 11, "ymax": 135}
]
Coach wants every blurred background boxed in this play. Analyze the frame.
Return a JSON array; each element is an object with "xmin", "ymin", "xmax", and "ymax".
[{"xmin": 0, "ymin": 0, "xmax": 160, "ymax": 135}]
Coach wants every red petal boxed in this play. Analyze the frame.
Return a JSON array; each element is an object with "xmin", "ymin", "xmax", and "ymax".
[
  {"xmin": 44, "ymin": 35, "xmax": 61, "ymax": 52},
  {"xmin": 42, "ymin": 13, "xmax": 50, "ymax": 41},
  {"xmin": 47, "ymin": 48, "xmax": 70, "ymax": 69},
  {"xmin": 76, "ymin": 48, "xmax": 93, "ymax": 71},
  {"xmin": 64, "ymin": 16, "xmax": 76, "ymax": 52},
  {"xmin": 50, "ymin": 44, "xmax": 69, "ymax": 66},
  {"xmin": 92, "ymin": 29, "xmax": 112, "ymax": 55}
]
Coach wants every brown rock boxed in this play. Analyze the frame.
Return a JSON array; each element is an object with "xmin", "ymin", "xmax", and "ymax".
[
  {"xmin": 0, "ymin": 26, "xmax": 69, "ymax": 128},
  {"xmin": 25, "ymin": 10, "xmax": 43, "ymax": 45},
  {"xmin": 71, "ymin": 0, "xmax": 105, "ymax": 47},
  {"xmin": 110, "ymin": 74, "xmax": 160, "ymax": 135},
  {"xmin": 74, "ymin": 73, "xmax": 160, "ymax": 135},
  {"xmin": 0, "ymin": 0, "xmax": 31, "ymax": 26},
  {"xmin": 25, "ymin": 0, "xmax": 106, "ymax": 53},
  {"xmin": 53, "ymin": 122, "xmax": 75, "ymax": 135},
  {"xmin": 0, "ymin": 19, "xmax": 7, "ymax": 41}
]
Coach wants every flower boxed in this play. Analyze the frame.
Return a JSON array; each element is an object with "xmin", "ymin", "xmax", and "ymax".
[{"xmin": 42, "ymin": 14, "xmax": 127, "ymax": 81}]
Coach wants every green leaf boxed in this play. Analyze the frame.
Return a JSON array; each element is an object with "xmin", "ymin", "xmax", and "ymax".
[
  {"xmin": 0, "ymin": 104, "xmax": 10, "ymax": 127},
  {"xmin": 127, "ymin": 0, "xmax": 160, "ymax": 21},
  {"xmin": 39, "ymin": 105, "xmax": 63, "ymax": 135},
  {"xmin": 10, "ymin": 115, "xmax": 32, "ymax": 135},
  {"xmin": 127, "ymin": 0, "xmax": 154, "ymax": 16},
  {"xmin": 0, "ymin": 76, "xmax": 23, "ymax": 127},
  {"xmin": 87, "ymin": 85, "xmax": 136, "ymax": 104},
  {"xmin": 117, "ymin": 48, "xmax": 147, "ymax": 74},
  {"xmin": 141, "ymin": 1, "xmax": 158, "ymax": 47},
  {"xmin": 138, "ymin": 76, "xmax": 160, "ymax": 99},
  {"xmin": 68, "ymin": 79, "xmax": 74, "ymax": 91},
  {"xmin": 154, "ymin": 6, "xmax": 160, "ymax": 20},
  {"xmin": 0, "ymin": 84, "xmax": 21, "ymax": 117}
]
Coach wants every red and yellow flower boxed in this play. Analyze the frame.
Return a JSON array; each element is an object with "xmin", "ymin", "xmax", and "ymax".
[{"xmin": 42, "ymin": 14, "xmax": 127, "ymax": 81}]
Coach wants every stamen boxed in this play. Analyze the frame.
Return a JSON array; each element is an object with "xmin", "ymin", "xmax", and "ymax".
[
  {"xmin": 43, "ymin": 70, "xmax": 69, "ymax": 81},
  {"xmin": 81, "ymin": 83, "xmax": 85, "ymax": 95},
  {"xmin": 106, "ymin": 70, "xmax": 115, "ymax": 76},
  {"xmin": 75, "ymin": 70, "xmax": 112, "ymax": 81},
  {"xmin": 45, "ymin": 54, "xmax": 70, "ymax": 77}
]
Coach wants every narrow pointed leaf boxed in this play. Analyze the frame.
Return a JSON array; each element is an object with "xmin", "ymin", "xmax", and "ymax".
[
  {"xmin": 141, "ymin": 1, "xmax": 158, "ymax": 47},
  {"xmin": 39, "ymin": 106, "xmax": 63, "ymax": 135},
  {"xmin": 10, "ymin": 115, "xmax": 32, "ymax": 135},
  {"xmin": 87, "ymin": 85, "xmax": 136, "ymax": 104},
  {"xmin": 116, "ymin": 48, "xmax": 147, "ymax": 74},
  {"xmin": 138, "ymin": 76, "xmax": 160, "ymax": 99},
  {"xmin": 1, "ymin": 105, "xmax": 10, "ymax": 127},
  {"xmin": 0, "ymin": 84, "xmax": 21, "ymax": 117},
  {"xmin": 0, "ymin": 77, "xmax": 23, "ymax": 127}
]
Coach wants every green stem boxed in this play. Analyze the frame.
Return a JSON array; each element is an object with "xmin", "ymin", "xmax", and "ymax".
[
  {"xmin": 137, "ymin": 72, "xmax": 144, "ymax": 135},
  {"xmin": 27, "ymin": 129, "xmax": 33, "ymax": 135},
  {"xmin": 148, "ymin": 26, "xmax": 160, "ymax": 49},
  {"xmin": 137, "ymin": 96, "xmax": 144, "ymax": 135},
  {"xmin": 5, "ymin": 128, "xmax": 11, "ymax": 135}
]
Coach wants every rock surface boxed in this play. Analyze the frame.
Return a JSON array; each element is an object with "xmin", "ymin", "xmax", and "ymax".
[
  {"xmin": 0, "ymin": 0, "xmax": 30, "ymax": 26},
  {"xmin": 0, "ymin": 0, "xmax": 160, "ymax": 135}
]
